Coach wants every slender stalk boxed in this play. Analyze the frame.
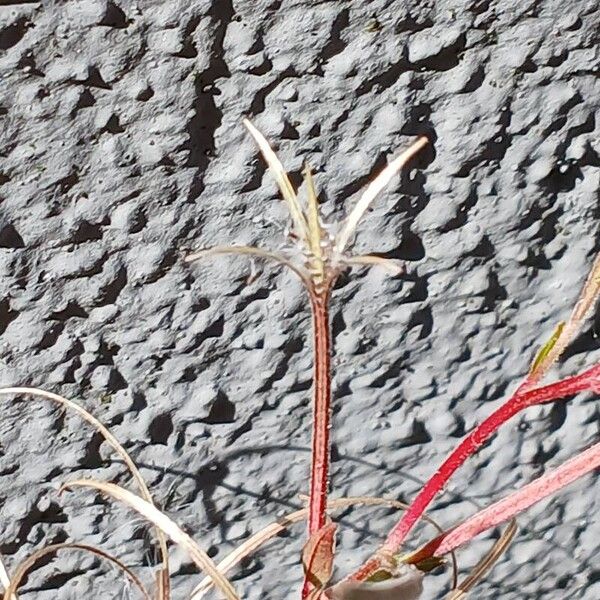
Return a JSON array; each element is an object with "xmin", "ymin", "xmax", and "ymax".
[
  {"xmin": 308, "ymin": 288, "xmax": 333, "ymax": 535},
  {"xmin": 350, "ymin": 361, "xmax": 600, "ymax": 581},
  {"xmin": 301, "ymin": 287, "xmax": 333, "ymax": 599}
]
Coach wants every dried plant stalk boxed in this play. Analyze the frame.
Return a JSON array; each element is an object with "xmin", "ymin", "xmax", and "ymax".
[
  {"xmin": 444, "ymin": 520, "xmax": 517, "ymax": 600},
  {"xmin": 308, "ymin": 290, "xmax": 333, "ymax": 537},
  {"xmin": 6, "ymin": 115, "xmax": 600, "ymax": 600}
]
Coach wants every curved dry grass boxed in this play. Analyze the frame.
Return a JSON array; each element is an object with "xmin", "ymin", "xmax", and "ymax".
[
  {"xmin": 4, "ymin": 543, "xmax": 152, "ymax": 600},
  {"xmin": 62, "ymin": 479, "xmax": 240, "ymax": 600},
  {"xmin": 0, "ymin": 387, "xmax": 170, "ymax": 599},
  {"xmin": 445, "ymin": 521, "xmax": 517, "ymax": 600}
]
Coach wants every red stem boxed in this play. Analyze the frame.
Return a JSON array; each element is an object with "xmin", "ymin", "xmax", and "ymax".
[
  {"xmin": 302, "ymin": 289, "xmax": 332, "ymax": 598},
  {"xmin": 308, "ymin": 290, "xmax": 332, "ymax": 535},
  {"xmin": 383, "ymin": 363, "xmax": 600, "ymax": 551},
  {"xmin": 411, "ymin": 439, "xmax": 600, "ymax": 562},
  {"xmin": 350, "ymin": 361, "xmax": 600, "ymax": 581}
]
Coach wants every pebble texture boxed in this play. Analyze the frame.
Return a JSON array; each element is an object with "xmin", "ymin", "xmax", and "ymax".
[{"xmin": 0, "ymin": 1, "xmax": 599, "ymax": 598}]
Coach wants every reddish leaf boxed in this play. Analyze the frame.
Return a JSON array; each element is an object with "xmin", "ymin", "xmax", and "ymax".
[
  {"xmin": 302, "ymin": 522, "xmax": 337, "ymax": 589},
  {"xmin": 365, "ymin": 252, "xmax": 600, "ymax": 565}
]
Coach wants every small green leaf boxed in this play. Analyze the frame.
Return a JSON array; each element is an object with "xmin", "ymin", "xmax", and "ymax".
[
  {"xmin": 366, "ymin": 569, "xmax": 394, "ymax": 583},
  {"xmin": 412, "ymin": 556, "xmax": 445, "ymax": 572},
  {"xmin": 399, "ymin": 551, "xmax": 445, "ymax": 572},
  {"xmin": 529, "ymin": 321, "xmax": 565, "ymax": 376}
]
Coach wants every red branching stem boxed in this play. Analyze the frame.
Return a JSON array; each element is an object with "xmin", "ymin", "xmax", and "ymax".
[
  {"xmin": 308, "ymin": 289, "xmax": 333, "ymax": 537},
  {"xmin": 410, "ymin": 439, "xmax": 600, "ymax": 562},
  {"xmin": 381, "ymin": 362, "xmax": 600, "ymax": 552},
  {"xmin": 350, "ymin": 361, "xmax": 600, "ymax": 582}
]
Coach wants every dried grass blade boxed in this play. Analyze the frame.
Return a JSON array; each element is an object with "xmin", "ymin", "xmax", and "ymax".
[
  {"xmin": 445, "ymin": 520, "xmax": 517, "ymax": 600},
  {"xmin": 344, "ymin": 255, "xmax": 404, "ymax": 275},
  {"xmin": 527, "ymin": 251, "xmax": 600, "ymax": 385},
  {"xmin": 4, "ymin": 543, "xmax": 152, "ymax": 600},
  {"xmin": 156, "ymin": 568, "xmax": 171, "ymax": 600},
  {"xmin": 243, "ymin": 118, "xmax": 309, "ymax": 241},
  {"xmin": 185, "ymin": 245, "xmax": 309, "ymax": 285},
  {"xmin": 62, "ymin": 480, "xmax": 240, "ymax": 600},
  {"xmin": 335, "ymin": 136, "xmax": 428, "ymax": 253},
  {"xmin": 190, "ymin": 496, "xmax": 457, "ymax": 600},
  {"xmin": 0, "ymin": 387, "xmax": 170, "ymax": 595}
]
